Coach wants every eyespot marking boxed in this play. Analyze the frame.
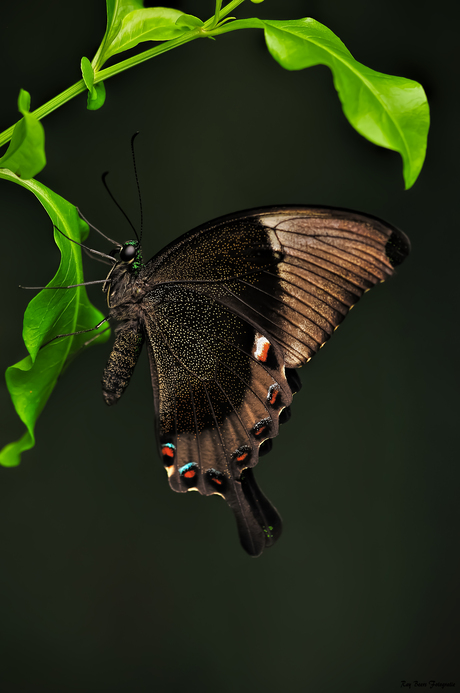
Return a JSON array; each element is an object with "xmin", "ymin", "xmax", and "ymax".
[
  {"xmin": 179, "ymin": 462, "xmax": 198, "ymax": 479},
  {"xmin": 267, "ymin": 383, "xmax": 281, "ymax": 407},
  {"xmin": 252, "ymin": 418, "xmax": 271, "ymax": 438},
  {"xmin": 206, "ymin": 468, "xmax": 226, "ymax": 490},
  {"xmin": 233, "ymin": 445, "xmax": 251, "ymax": 464},
  {"xmin": 161, "ymin": 442, "xmax": 176, "ymax": 466}
]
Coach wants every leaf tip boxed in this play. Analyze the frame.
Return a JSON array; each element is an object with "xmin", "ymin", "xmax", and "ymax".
[
  {"xmin": 0, "ymin": 440, "xmax": 24, "ymax": 467},
  {"xmin": 18, "ymin": 89, "xmax": 31, "ymax": 115}
]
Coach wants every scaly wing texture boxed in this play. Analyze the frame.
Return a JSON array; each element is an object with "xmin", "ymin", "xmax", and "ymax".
[{"xmin": 140, "ymin": 206, "xmax": 409, "ymax": 556}]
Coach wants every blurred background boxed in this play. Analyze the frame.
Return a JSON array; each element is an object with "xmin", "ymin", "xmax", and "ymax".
[{"xmin": 0, "ymin": 1, "xmax": 458, "ymax": 691}]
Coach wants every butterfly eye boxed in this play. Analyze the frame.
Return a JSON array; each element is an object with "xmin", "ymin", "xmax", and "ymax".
[{"xmin": 119, "ymin": 243, "xmax": 137, "ymax": 263}]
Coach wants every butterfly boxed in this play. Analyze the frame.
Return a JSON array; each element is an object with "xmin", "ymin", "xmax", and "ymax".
[{"xmin": 97, "ymin": 204, "xmax": 410, "ymax": 557}]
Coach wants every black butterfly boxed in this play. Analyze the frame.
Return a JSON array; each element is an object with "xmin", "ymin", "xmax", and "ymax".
[{"xmin": 98, "ymin": 205, "xmax": 409, "ymax": 557}]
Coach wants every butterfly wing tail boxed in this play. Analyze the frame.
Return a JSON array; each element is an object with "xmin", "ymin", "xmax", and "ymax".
[{"xmin": 226, "ymin": 468, "xmax": 282, "ymax": 557}]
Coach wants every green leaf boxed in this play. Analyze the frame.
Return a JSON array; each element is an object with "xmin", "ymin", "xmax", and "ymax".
[
  {"xmin": 93, "ymin": 0, "xmax": 145, "ymax": 70},
  {"xmin": 87, "ymin": 81, "xmax": 107, "ymax": 111},
  {"xmin": 262, "ymin": 18, "xmax": 429, "ymax": 189},
  {"xmin": 103, "ymin": 7, "xmax": 189, "ymax": 61},
  {"xmin": 0, "ymin": 171, "xmax": 110, "ymax": 467},
  {"xmin": 0, "ymin": 89, "xmax": 46, "ymax": 179},
  {"xmin": 212, "ymin": 17, "xmax": 429, "ymax": 188},
  {"xmin": 175, "ymin": 13, "xmax": 204, "ymax": 30},
  {"xmin": 81, "ymin": 56, "xmax": 95, "ymax": 91},
  {"xmin": 17, "ymin": 89, "xmax": 31, "ymax": 114},
  {"xmin": 81, "ymin": 56, "xmax": 106, "ymax": 110}
]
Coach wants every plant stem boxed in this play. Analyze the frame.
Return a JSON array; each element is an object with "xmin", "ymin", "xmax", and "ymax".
[
  {"xmin": 95, "ymin": 30, "xmax": 200, "ymax": 84},
  {"xmin": 0, "ymin": 31, "xmax": 200, "ymax": 149},
  {"xmin": 215, "ymin": 0, "xmax": 247, "ymax": 21},
  {"xmin": 0, "ymin": 0, "xmax": 250, "ymax": 149},
  {"xmin": 0, "ymin": 82, "xmax": 85, "ymax": 148}
]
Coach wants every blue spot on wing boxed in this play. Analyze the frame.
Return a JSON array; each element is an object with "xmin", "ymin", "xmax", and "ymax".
[{"xmin": 179, "ymin": 462, "xmax": 197, "ymax": 476}]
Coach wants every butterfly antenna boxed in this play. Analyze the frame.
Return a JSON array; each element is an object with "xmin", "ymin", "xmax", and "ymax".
[
  {"xmin": 131, "ymin": 131, "xmax": 144, "ymax": 243},
  {"xmin": 52, "ymin": 224, "xmax": 117, "ymax": 263},
  {"xmin": 102, "ymin": 171, "xmax": 140, "ymax": 244},
  {"xmin": 82, "ymin": 246, "xmax": 114, "ymax": 266},
  {"xmin": 75, "ymin": 207, "xmax": 121, "ymax": 246}
]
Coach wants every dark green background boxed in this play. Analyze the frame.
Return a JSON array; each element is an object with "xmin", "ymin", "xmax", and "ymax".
[{"xmin": 1, "ymin": 1, "xmax": 458, "ymax": 691}]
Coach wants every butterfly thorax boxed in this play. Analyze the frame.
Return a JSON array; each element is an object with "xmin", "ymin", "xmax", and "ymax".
[{"xmin": 105, "ymin": 240, "xmax": 147, "ymax": 313}]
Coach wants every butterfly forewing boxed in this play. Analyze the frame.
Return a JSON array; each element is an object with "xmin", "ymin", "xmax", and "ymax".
[{"xmin": 103, "ymin": 206, "xmax": 410, "ymax": 556}]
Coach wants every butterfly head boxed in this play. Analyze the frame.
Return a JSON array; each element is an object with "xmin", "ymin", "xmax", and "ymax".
[{"xmin": 117, "ymin": 240, "xmax": 143, "ymax": 274}]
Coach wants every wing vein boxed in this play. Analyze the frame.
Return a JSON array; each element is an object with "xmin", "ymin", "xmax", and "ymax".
[
  {"xmin": 172, "ymin": 322, "xmax": 272, "ymax": 417},
  {"xmin": 278, "ymin": 259, "xmax": 364, "ymax": 295},
  {"xmin": 236, "ymin": 277, "xmax": 338, "ymax": 330},
  {"xmin": 262, "ymin": 268, "xmax": 353, "ymax": 311},
  {"xmin": 281, "ymin": 240, "xmax": 385, "ymax": 281},
  {"xmin": 188, "ymin": 376, "xmax": 202, "ymax": 470},
  {"xmin": 214, "ymin": 378, "xmax": 252, "ymax": 446},
  {"xmin": 203, "ymin": 383, "xmax": 229, "ymax": 462},
  {"xmin": 221, "ymin": 284, "xmax": 323, "ymax": 348},
  {"xmin": 310, "ymin": 235, "xmax": 391, "ymax": 273}
]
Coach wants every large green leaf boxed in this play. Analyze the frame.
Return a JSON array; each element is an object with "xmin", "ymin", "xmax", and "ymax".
[
  {"xmin": 102, "ymin": 7, "xmax": 189, "ymax": 61},
  {"xmin": 92, "ymin": 0, "xmax": 145, "ymax": 69},
  {"xmin": 0, "ymin": 89, "xmax": 46, "ymax": 179},
  {"xmin": 0, "ymin": 171, "xmax": 111, "ymax": 467},
  {"xmin": 218, "ymin": 17, "xmax": 429, "ymax": 188}
]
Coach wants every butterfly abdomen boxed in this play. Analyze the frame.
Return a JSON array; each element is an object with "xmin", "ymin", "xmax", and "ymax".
[{"xmin": 102, "ymin": 324, "xmax": 144, "ymax": 406}]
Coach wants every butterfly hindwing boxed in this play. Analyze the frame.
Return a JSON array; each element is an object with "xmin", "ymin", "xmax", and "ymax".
[
  {"xmin": 142, "ymin": 288, "xmax": 292, "ymax": 556},
  {"xmin": 104, "ymin": 206, "xmax": 410, "ymax": 555}
]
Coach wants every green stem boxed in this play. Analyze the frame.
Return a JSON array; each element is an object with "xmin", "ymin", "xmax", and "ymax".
[
  {"xmin": 216, "ymin": 0, "xmax": 247, "ymax": 22},
  {"xmin": 202, "ymin": 0, "xmax": 245, "ymax": 30},
  {"xmin": 208, "ymin": 0, "xmax": 223, "ymax": 29},
  {"xmin": 206, "ymin": 17, "xmax": 263, "ymax": 36},
  {"xmin": 0, "ymin": 31, "xmax": 201, "ymax": 149},
  {"xmin": 0, "ymin": 81, "xmax": 85, "ymax": 148},
  {"xmin": 95, "ymin": 30, "xmax": 201, "ymax": 84},
  {"xmin": 0, "ymin": 0, "xmax": 251, "ymax": 149}
]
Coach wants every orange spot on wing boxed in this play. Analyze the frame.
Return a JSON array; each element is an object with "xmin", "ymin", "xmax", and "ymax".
[
  {"xmin": 237, "ymin": 452, "xmax": 249, "ymax": 462},
  {"xmin": 162, "ymin": 446, "xmax": 174, "ymax": 458},
  {"xmin": 269, "ymin": 388, "xmax": 279, "ymax": 405},
  {"xmin": 255, "ymin": 426, "xmax": 267, "ymax": 437},
  {"xmin": 259, "ymin": 341, "xmax": 270, "ymax": 362},
  {"xmin": 184, "ymin": 469, "xmax": 196, "ymax": 479},
  {"xmin": 254, "ymin": 335, "xmax": 271, "ymax": 362}
]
